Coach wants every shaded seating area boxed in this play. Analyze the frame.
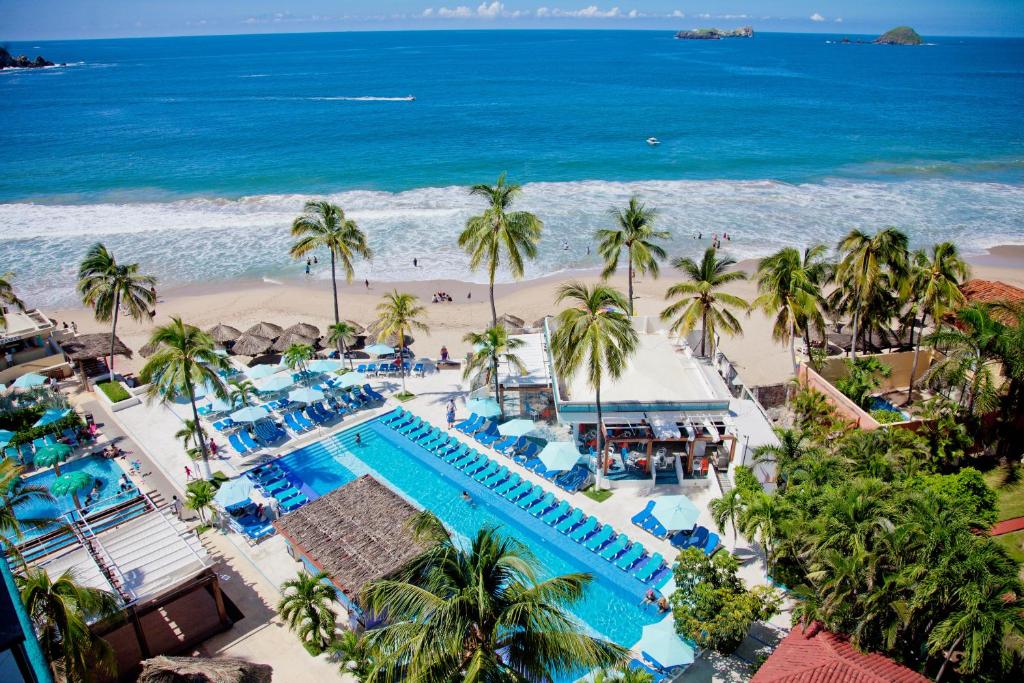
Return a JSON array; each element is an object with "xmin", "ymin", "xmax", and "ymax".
[{"xmin": 62, "ymin": 333, "xmax": 133, "ymax": 386}]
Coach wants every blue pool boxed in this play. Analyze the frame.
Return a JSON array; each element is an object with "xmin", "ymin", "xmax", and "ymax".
[
  {"xmin": 266, "ymin": 415, "xmax": 674, "ymax": 658},
  {"xmin": 867, "ymin": 396, "xmax": 910, "ymax": 421}
]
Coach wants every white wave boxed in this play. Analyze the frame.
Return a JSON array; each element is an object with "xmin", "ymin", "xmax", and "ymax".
[
  {"xmin": 261, "ymin": 277, "xmax": 283, "ymax": 285},
  {"xmin": 308, "ymin": 96, "xmax": 415, "ymax": 102},
  {"xmin": 240, "ymin": 73, "xmax": 270, "ymax": 78},
  {"xmin": 1, "ymin": 177, "xmax": 1022, "ymax": 307}
]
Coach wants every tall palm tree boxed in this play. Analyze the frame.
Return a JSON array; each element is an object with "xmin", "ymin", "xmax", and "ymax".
[
  {"xmin": 596, "ymin": 195, "xmax": 669, "ymax": 315},
  {"xmin": 661, "ymin": 247, "xmax": 749, "ymax": 357},
  {"xmin": 709, "ymin": 488, "xmax": 746, "ymax": 543},
  {"xmin": 174, "ymin": 418, "xmax": 205, "ymax": 453},
  {"xmin": 184, "ymin": 480, "xmax": 216, "ymax": 522},
  {"xmin": 290, "ymin": 200, "xmax": 372, "ymax": 324},
  {"xmin": 277, "ymin": 571, "xmax": 337, "ymax": 652},
  {"xmin": 924, "ymin": 304, "xmax": 1004, "ymax": 417},
  {"xmin": 140, "ymin": 318, "xmax": 228, "ymax": 479},
  {"xmin": 227, "ymin": 378, "xmax": 258, "ymax": 408},
  {"xmin": 903, "ymin": 243, "xmax": 968, "ymax": 404},
  {"xmin": 834, "ymin": 228, "xmax": 908, "ymax": 358},
  {"xmin": 327, "ymin": 321, "xmax": 359, "ymax": 369},
  {"xmin": 361, "ymin": 513, "xmax": 627, "ymax": 680},
  {"xmin": 550, "ymin": 283, "xmax": 638, "ymax": 484},
  {"xmin": 753, "ymin": 245, "xmax": 828, "ymax": 373},
  {"xmin": 1, "ymin": 460, "xmax": 58, "ymax": 565},
  {"xmin": 18, "ymin": 567, "xmax": 119, "ymax": 682},
  {"xmin": 373, "ymin": 291, "xmax": 428, "ymax": 394},
  {"xmin": 462, "ymin": 326, "xmax": 527, "ymax": 419},
  {"xmin": 459, "ymin": 173, "xmax": 543, "ymax": 327},
  {"xmin": 0, "ymin": 270, "xmax": 25, "ymax": 329},
  {"xmin": 739, "ymin": 492, "xmax": 786, "ymax": 570},
  {"xmin": 752, "ymin": 427, "xmax": 823, "ymax": 491},
  {"xmin": 282, "ymin": 343, "xmax": 315, "ymax": 379},
  {"xmin": 77, "ymin": 243, "xmax": 156, "ymax": 378}
]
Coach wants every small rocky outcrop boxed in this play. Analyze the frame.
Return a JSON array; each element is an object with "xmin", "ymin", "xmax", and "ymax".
[
  {"xmin": 676, "ymin": 26, "xmax": 754, "ymax": 40},
  {"xmin": 0, "ymin": 46, "xmax": 56, "ymax": 69},
  {"xmin": 874, "ymin": 26, "xmax": 924, "ymax": 45}
]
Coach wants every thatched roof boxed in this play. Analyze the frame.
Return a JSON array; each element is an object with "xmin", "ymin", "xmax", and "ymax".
[
  {"xmin": 272, "ymin": 332, "xmax": 318, "ymax": 353},
  {"xmin": 61, "ymin": 333, "xmax": 133, "ymax": 362},
  {"xmin": 283, "ymin": 322, "xmax": 320, "ymax": 338},
  {"xmin": 138, "ymin": 656, "xmax": 272, "ymax": 683},
  {"xmin": 243, "ymin": 322, "xmax": 282, "ymax": 339},
  {"xmin": 499, "ymin": 313, "xmax": 526, "ymax": 328},
  {"xmin": 207, "ymin": 324, "xmax": 242, "ymax": 343},
  {"xmin": 232, "ymin": 333, "xmax": 273, "ymax": 356},
  {"xmin": 344, "ymin": 319, "xmax": 366, "ymax": 334},
  {"xmin": 531, "ymin": 316, "xmax": 548, "ymax": 330},
  {"xmin": 274, "ymin": 475, "xmax": 430, "ymax": 597},
  {"xmin": 138, "ymin": 340, "xmax": 160, "ymax": 358}
]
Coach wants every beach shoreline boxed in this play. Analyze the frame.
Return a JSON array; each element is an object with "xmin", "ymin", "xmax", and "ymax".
[{"xmin": 49, "ymin": 245, "xmax": 1024, "ymax": 389}]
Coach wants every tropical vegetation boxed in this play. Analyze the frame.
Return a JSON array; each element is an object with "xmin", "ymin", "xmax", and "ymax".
[
  {"xmin": 1, "ymin": 459, "xmax": 58, "ymax": 564},
  {"xmin": 833, "ymin": 356, "xmax": 891, "ymax": 409},
  {"xmin": 0, "ymin": 270, "xmax": 25, "ymax": 329},
  {"xmin": 184, "ymin": 479, "xmax": 216, "ymax": 522},
  {"xmin": 373, "ymin": 290, "xmax": 428, "ymax": 394},
  {"xmin": 462, "ymin": 325, "xmax": 526, "ymax": 418},
  {"xmin": 278, "ymin": 570, "xmax": 338, "ymax": 655},
  {"xmin": 327, "ymin": 320, "xmax": 359, "ymax": 368},
  {"xmin": 596, "ymin": 195, "xmax": 669, "ymax": 315},
  {"xmin": 96, "ymin": 380, "xmax": 130, "ymax": 403}
]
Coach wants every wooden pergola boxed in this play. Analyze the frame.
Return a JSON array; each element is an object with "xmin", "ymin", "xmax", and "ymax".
[
  {"xmin": 597, "ymin": 414, "xmax": 737, "ymax": 476},
  {"xmin": 60, "ymin": 332, "xmax": 133, "ymax": 389}
]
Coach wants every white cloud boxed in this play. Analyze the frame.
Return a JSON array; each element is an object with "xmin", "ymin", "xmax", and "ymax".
[
  {"xmin": 671, "ymin": 10, "xmax": 685, "ymax": 18},
  {"xmin": 627, "ymin": 9, "xmax": 638, "ymax": 18},
  {"xmin": 835, "ymin": 17, "xmax": 843, "ymax": 23},
  {"xmin": 696, "ymin": 13, "xmax": 711, "ymax": 20},
  {"xmin": 476, "ymin": 2, "xmax": 504, "ymax": 18},
  {"xmin": 437, "ymin": 6, "xmax": 473, "ymax": 17},
  {"xmin": 422, "ymin": 8, "xmax": 434, "ymax": 16},
  {"xmin": 810, "ymin": 12, "xmax": 825, "ymax": 22}
]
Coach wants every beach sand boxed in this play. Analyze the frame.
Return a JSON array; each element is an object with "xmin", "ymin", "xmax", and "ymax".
[{"xmin": 51, "ymin": 245, "xmax": 1024, "ymax": 388}]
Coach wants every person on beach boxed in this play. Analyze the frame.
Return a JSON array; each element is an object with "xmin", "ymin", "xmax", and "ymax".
[
  {"xmin": 446, "ymin": 400, "xmax": 456, "ymax": 428},
  {"xmin": 413, "ymin": 257, "xmax": 418, "ymax": 268},
  {"xmin": 467, "ymin": 291, "xmax": 471, "ymax": 300},
  {"xmin": 313, "ymin": 256, "xmax": 318, "ymax": 264},
  {"xmin": 184, "ymin": 465, "xmax": 193, "ymax": 481},
  {"xmin": 440, "ymin": 345, "xmax": 449, "ymax": 362},
  {"xmin": 365, "ymin": 279, "xmax": 369, "ymax": 289},
  {"xmin": 305, "ymin": 262, "xmax": 311, "ymax": 276}
]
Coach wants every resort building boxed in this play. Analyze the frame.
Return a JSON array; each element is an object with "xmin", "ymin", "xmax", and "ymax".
[
  {"xmin": 0, "ymin": 309, "xmax": 70, "ymax": 387},
  {"xmin": 0, "ymin": 557, "xmax": 52, "ymax": 683}
]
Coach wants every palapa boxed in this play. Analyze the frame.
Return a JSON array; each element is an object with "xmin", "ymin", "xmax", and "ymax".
[
  {"xmin": 61, "ymin": 333, "xmax": 133, "ymax": 362},
  {"xmin": 138, "ymin": 656, "xmax": 272, "ymax": 683},
  {"xmin": 231, "ymin": 333, "xmax": 273, "ymax": 356},
  {"xmin": 243, "ymin": 321, "xmax": 282, "ymax": 339},
  {"xmin": 206, "ymin": 324, "xmax": 242, "ymax": 343},
  {"xmin": 272, "ymin": 332, "xmax": 318, "ymax": 353},
  {"xmin": 282, "ymin": 322, "xmax": 320, "ymax": 338},
  {"xmin": 138, "ymin": 340, "xmax": 160, "ymax": 358},
  {"xmin": 344, "ymin": 319, "xmax": 366, "ymax": 334},
  {"xmin": 498, "ymin": 312, "xmax": 526, "ymax": 328}
]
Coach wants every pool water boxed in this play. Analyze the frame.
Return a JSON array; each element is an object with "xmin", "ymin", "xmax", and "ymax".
[
  {"xmin": 19, "ymin": 456, "xmax": 138, "ymax": 538},
  {"xmin": 271, "ymin": 416, "xmax": 668, "ymax": 657},
  {"xmin": 868, "ymin": 396, "xmax": 910, "ymax": 421}
]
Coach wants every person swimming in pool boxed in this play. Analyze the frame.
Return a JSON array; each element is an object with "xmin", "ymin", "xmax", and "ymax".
[
  {"xmin": 355, "ymin": 433, "xmax": 362, "ymax": 446},
  {"xmin": 641, "ymin": 589, "xmax": 657, "ymax": 606},
  {"xmin": 461, "ymin": 490, "xmax": 474, "ymax": 506}
]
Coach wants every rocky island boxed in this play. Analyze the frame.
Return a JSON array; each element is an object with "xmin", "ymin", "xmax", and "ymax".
[
  {"xmin": 675, "ymin": 27, "xmax": 754, "ymax": 40},
  {"xmin": 874, "ymin": 26, "xmax": 924, "ymax": 45},
  {"xmin": 0, "ymin": 46, "xmax": 57, "ymax": 69}
]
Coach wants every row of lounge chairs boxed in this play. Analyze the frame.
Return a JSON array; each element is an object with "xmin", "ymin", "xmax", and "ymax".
[
  {"xmin": 245, "ymin": 462, "xmax": 308, "ymax": 513},
  {"xmin": 223, "ymin": 499, "xmax": 275, "ymax": 544},
  {"xmin": 631, "ymin": 501, "xmax": 720, "ymax": 555},
  {"xmin": 383, "ymin": 408, "xmax": 672, "ymax": 590},
  {"xmin": 355, "ymin": 361, "xmax": 421, "ymax": 376}
]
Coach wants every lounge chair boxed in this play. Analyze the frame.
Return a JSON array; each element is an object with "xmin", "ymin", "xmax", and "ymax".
[
  {"xmin": 281, "ymin": 495, "xmax": 308, "ymax": 513},
  {"xmin": 32, "ymin": 437, "xmax": 47, "ymax": 452},
  {"xmin": 397, "ymin": 417, "xmax": 423, "ymax": 435},
  {"xmin": 282, "ymin": 412, "xmax": 303, "ymax": 432},
  {"xmin": 642, "ymin": 516, "xmax": 669, "ymax": 539},
  {"xmin": 523, "ymin": 492, "xmax": 555, "ymax": 515},
  {"xmin": 228, "ymin": 432, "xmax": 249, "ymax": 455},
  {"xmin": 471, "ymin": 461, "xmax": 500, "ymax": 481},
  {"xmin": 458, "ymin": 454, "xmax": 484, "ymax": 472},
  {"xmin": 273, "ymin": 486, "xmax": 301, "ymax": 502},
  {"xmin": 503, "ymin": 482, "xmax": 533, "ymax": 503},
  {"xmin": 412, "ymin": 361, "xmax": 424, "ymax": 376},
  {"xmin": 598, "ymin": 535, "xmax": 630, "ymax": 561},
  {"xmin": 513, "ymin": 442, "xmax": 541, "ymax": 464},
  {"xmin": 583, "ymin": 526, "xmax": 614, "ymax": 552},
  {"xmin": 631, "ymin": 501, "xmax": 655, "ymax": 528},
  {"xmin": 674, "ymin": 526, "xmax": 709, "ymax": 550},
  {"xmin": 455, "ymin": 413, "xmax": 481, "ymax": 434},
  {"xmin": 61, "ymin": 428, "xmax": 79, "ymax": 446},
  {"xmin": 634, "ymin": 553, "xmax": 666, "ymax": 582},
  {"xmin": 540, "ymin": 501, "xmax": 571, "ymax": 526},
  {"xmin": 497, "ymin": 436, "xmax": 525, "ymax": 455},
  {"xmin": 293, "ymin": 411, "xmax": 316, "ymax": 430},
  {"xmin": 263, "ymin": 478, "xmax": 291, "ymax": 495},
  {"xmin": 515, "ymin": 486, "xmax": 544, "ymax": 510},
  {"xmin": 383, "ymin": 408, "xmax": 406, "ymax": 425},
  {"xmin": 475, "ymin": 424, "xmax": 502, "ymax": 446},
  {"xmin": 362, "ymin": 383, "xmax": 385, "ymax": 402},
  {"xmin": 480, "ymin": 466, "xmax": 510, "ymax": 488},
  {"xmin": 490, "ymin": 435, "xmax": 517, "ymax": 453},
  {"xmin": 493, "ymin": 475, "xmax": 522, "ymax": 496},
  {"xmin": 569, "ymin": 517, "xmax": 599, "ymax": 543},
  {"xmin": 554, "ymin": 509, "xmax": 585, "ymax": 534},
  {"xmin": 443, "ymin": 447, "xmax": 470, "ymax": 464},
  {"xmin": 650, "ymin": 568, "xmax": 673, "ymax": 590},
  {"xmin": 251, "ymin": 463, "xmax": 282, "ymax": 478},
  {"xmin": 554, "ymin": 465, "xmax": 590, "ymax": 492},
  {"xmin": 468, "ymin": 419, "xmax": 494, "ymax": 437},
  {"xmin": 614, "ymin": 544, "xmax": 647, "ymax": 571},
  {"xmin": 366, "ymin": 363, "xmax": 378, "ymax": 375},
  {"xmin": 703, "ymin": 532, "xmax": 721, "ymax": 556},
  {"xmin": 355, "ymin": 364, "xmax": 367, "ymax": 373}
]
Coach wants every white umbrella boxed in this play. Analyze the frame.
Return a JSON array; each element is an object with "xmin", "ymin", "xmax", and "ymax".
[
  {"xmin": 12, "ymin": 373, "xmax": 47, "ymax": 389},
  {"xmin": 498, "ymin": 419, "xmax": 538, "ymax": 437},
  {"xmin": 651, "ymin": 495, "xmax": 700, "ymax": 531},
  {"xmin": 364, "ymin": 343, "xmax": 394, "ymax": 356},
  {"xmin": 636, "ymin": 616, "xmax": 695, "ymax": 669},
  {"xmin": 466, "ymin": 397, "xmax": 501, "ymax": 418},
  {"xmin": 245, "ymin": 364, "xmax": 278, "ymax": 380},
  {"xmin": 335, "ymin": 372, "xmax": 366, "ymax": 388},
  {"xmin": 288, "ymin": 387, "xmax": 324, "ymax": 404},
  {"xmin": 255, "ymin": 373, "xmax": 293, "ymax": 392},
  {"xmin": 230, "ymin": 406, "xmax": 268, "ymax": 423},
  {"xmin": 538, "ymin": 441, "xmax": 582, "ymax": 472},
  {"xmin": 308, "ymin": 358, "xmax": 344, "ymax": 373},
  {"xmin": 214, "ymin": 478, "xmax": 256, "ymax": 507}
]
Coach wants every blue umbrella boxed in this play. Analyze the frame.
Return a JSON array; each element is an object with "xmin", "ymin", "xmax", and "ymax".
[
  {"xmin": 255, "ymin": 373, "xmax": 293, "ymax": 393},
  {"xmin": 636, "ymin": 616, "xmax": 695, "ymax": 670},
  {"xmin": 364, "ymin": 343, "xmax": 394, "ymax": 356},
  {"xmin": 497, "ymin": 419, "xmax": 538, "ymax": 437},
  {"xmin": 33, "ymin": 408, "xmax": 71, "ymax": 428},
  {"xmin": 191, "ymin": 378, "xmax": 222, "ymax": 399},
  {"xmin": 288, "ymin": 387, "xmax": 324, "ymax": 404},
  {"xmin": 207, "ymin": 395, "xmax": 235, "ymax": 412},
  {"xmin": 214, "ymin": 478, "xmax": 256, "ymax": 508},
  {"xmin": 651, "ymin": 495, "xmax": 700, "ymax": 532},
  {"xmin": 12, "ymin": 373, "xmax": 46, "ymax": 389},
  {"xmin": 466, "ymin": 397, "xmax": 501, "ymax": 418},
  {"xmin": 245, "ymin": 364, "xmax": 278, "ymax": 380},
  {"xmin": 335, "ymin": 372, "xmax": 366, "ymax": 388},
  {"xmin": 230, "ymin": 406, "xmax": 268, "ymax": 423},
  {"xmin": 538, "ymin": 441, "xmax": 582, "ymax": 472},
  {"xmin": 0, "ymin": 429, "xmax": 15, "ymax": 448},
  {"xmin": 308, "ymin": 358, "xmax": 344, "ymax": 373}
]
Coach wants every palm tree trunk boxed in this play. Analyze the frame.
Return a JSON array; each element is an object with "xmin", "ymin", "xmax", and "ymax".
[
  {"xmin": 934, "ymin": 634, "xmax": 963, "ymax": 682},
  {"xmin": 72, "ymin": 491, "xmax": 82, "ymax": 510},
  {"xmin": 627, "ymin": 249, "xmax": 634, "ymax": 316},
  {"xmin": 493, "ymin": 352, "xmax": 502, "ymax": 419},
  {"xmin": 788, "ymin": 319, "xmax": 797, "ymax": 375},
  {"xmin": 186, "ymin": 378, "xmax": 212, "ymax": 479},
  {"xmin": 906, "ymin": 314, "xmax": 921, "ymax": 406},
  {"xmin": 399, "ymin": 334, "xmax": 407, "ymax": 394},
  {"xmin": 109, "ymin": 291, "xmax": 121, "ymax": 379},
  {"xmin": 701, "ymin": 308, "xmax": 708, "ymax": 357},
  {"xmin": 850, "ymin": 305, "xmax": 860, "ymax": 360},
  {"xmin": 594, "ymin": 384, "xmax": 604, "ymax": 489},
  {"xmin": 489, "ymin": 277, "xmax": 497, "ymax": 329},
  {"xmin": 330, "ymin": 251, "xmax": 340, "ymax": 324}
]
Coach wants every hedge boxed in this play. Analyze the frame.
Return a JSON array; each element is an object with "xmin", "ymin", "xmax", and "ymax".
[
  {"xmin": 870, "ymin": 408, "xmax": 905, "ymax": 425},
  {"xmin": 7, "ymin": 413, "xmax": 84, "ymax": 447},
  {"xmin": 98, "ymin": 381, "xmax": 131, "ymax": 403}
]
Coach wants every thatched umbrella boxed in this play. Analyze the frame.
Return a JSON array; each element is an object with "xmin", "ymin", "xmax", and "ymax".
[
  {"xmin": 499, "ymin": 313, "xmax": 526, "ymax": 328},
  {"xmin": 272, "ymin": 332, "xmax": 317, "ymax": 353},
  {"xmin": 138, "ymin": 340, "xmax": 160, "ymax": 358},
  {"xmin": 61, "ymin": 333, "xmax": 134, "ymax": 388},
  {"xmin": 232, "ymin": 333, "xmax": 273, "ymax": 356},
  {"xmin": 138, "ymin": 656, "xmax": 272, "ymax": 683},
  {"xmin": 243, "ymin": 322, "xmax": 282, "ymax": 339},
  {"xmin": 531, "ymin": 316, "xmax": 549, "ymax": 329},
  {"xmin": 344, "ymin": 319, "xmax": 366, "ymax": 334},
  {"xmin": 207, "ymin": 324, "xmax": 242, "ymax": 343},
  {"xmin": 283, "ymin": 322, "xmax": 320, "ymax": 338}
]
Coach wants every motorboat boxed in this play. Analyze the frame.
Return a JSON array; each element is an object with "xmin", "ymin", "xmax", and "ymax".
[{"xmin": 646, "ymin": 137, "xmax": 661, "ymax": 145}]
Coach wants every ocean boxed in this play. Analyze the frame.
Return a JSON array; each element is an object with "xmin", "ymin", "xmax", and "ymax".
[{"xmin": 1, "ymin": 30, "xmax": 1022, "ymax": 306}]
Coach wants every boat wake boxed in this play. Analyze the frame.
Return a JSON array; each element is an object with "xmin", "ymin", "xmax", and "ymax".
[{"xmin": 310, "ymin": 96, "xmax": 415, "ymax": 102}]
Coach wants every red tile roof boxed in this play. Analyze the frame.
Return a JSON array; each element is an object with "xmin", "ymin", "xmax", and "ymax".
[
  {"xmin": 960, "ymin": 279, "xmax": 1024, "ymax": 305},
  {"xmin": 752, "ymin": 624, "xmax": 930, "ymax": 683}
]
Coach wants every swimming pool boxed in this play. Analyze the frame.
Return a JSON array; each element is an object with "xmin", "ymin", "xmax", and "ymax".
[
  {"xmin": 268, "ymin": 415, "xmax": 677, "ymax": 659},
  {"xmin": 868, "ymin": 396, "xmax": 910, "ymax": 421}
]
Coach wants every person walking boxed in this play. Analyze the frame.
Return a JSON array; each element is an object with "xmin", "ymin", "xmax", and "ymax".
[
  {"xmin": 170, "ymin": 495, "xmax": 182, "ymax": 520},
  {"xmin": 446, "ymin": 399, "xmax": 456, "ymax": 428},
  {"xmin": 184, "ymin": 465, "xmax": 193, "ymax": 481}
]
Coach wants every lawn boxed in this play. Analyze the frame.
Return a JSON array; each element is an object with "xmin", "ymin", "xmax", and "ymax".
[
  {"xmin": 983, "ymin": 465, "xmax": 1024, "ymax": 520},
  {"xmin": 583, "ymin": 488, "xmax": 613, "ymax": 503},
  {"xmin": 993, "ymin": 530, "xmax": 1024, "ymax": 565}
]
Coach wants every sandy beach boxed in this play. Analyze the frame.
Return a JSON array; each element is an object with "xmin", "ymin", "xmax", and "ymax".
[{"xmin": 50, "ymin": 245, "xmax": 1024, "ymax": 388}]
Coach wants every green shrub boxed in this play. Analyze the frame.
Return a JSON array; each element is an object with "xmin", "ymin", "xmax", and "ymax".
[
  {"xmin": 302, "ymin": 640, "xmax": 324, "ymax": 657},
  {"xmin": 7, "ymin": 414, "xmax": 84, "ymax": 447},
  {"xmin": 0, "ymin": 406, "xmax": 46, "ymax": 433},
  {"xmin": 583, "ymin": 488, "xmax": 613, "ymax": 503},
  {"xmin": 733, "ymin": 466, "xmax": 762, "ymax": 497},
  {"xmin": 98, "ymin": 381, "xmax": 131, "ymax": 403},
  {"xmin": 870, "ymin": 408, "xmax": 905, "ymax": 424}
]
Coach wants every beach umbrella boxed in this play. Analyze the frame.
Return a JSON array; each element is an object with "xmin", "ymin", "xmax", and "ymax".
[
  {"xmin": 0, "ymin": 429, "xmax": 15, "ymax": 448},
  {"xmin": 498, "ymin": 419, "xmax": 538, "ymax": 437},
  {"xmin": 207, "ymin": 395, "xmax": 235, "ymax": 413},
  {"xmin": 283, "ymin": 322, "xmax": 320, "ymax": 338},
  {"xmin": 288, "ymin": 387, "xmax": 324, "ymax": 404},
  {"xmin": 191, "ymin": 378, "xmax": 224, "ymax": 399},
  {"xmin": 308, "ymin": 358, "xmax": 344, "ymax": 373},
  {"xmin": 538, "ymin": 441, "xmax": 582, "ymax": 473},
  {"xmin": 232, "ymin": 334, "xmax": 273, "ymax": 356},
  {"xmin": 138, "ymin": 340, "xmax": 160, "ymax": 358},
  {"xmin": 636, "ymin": 616, "xmax": 695, "ymax": 670},
  {"xmin": 33, "ymin": 408, "xmax": 71, "ymax": 428},
  {"xmin": 255, "ymin": 373, "xmax": 293, "ymax": 393},
  {"xmin": 230, "ymin": 406, "xmax": 268, "ymax": 423},
  {"xmin": 207, "ymin": 324, "xmax": 242, "ymax": 343},
  {"xmin": 334, "ymin": 372, "xmax": 366, "ymax": 388},
  {"xmin": 243, "ymin": 322, "xmax": 282, "ymax": 339},
  {"xmin": 272, "ymin": 332, "xmax": 317, "ymax": 353},
  {"xmin": 364, "ymin": 343, "xmax": 394, "ymax": 356},
  {"xmin": 245, "ymin": 364, "xmax": 278, "ymax": 380},
  {"xmin": 50, "ymin": 471, "xmax": 92, "ymax": 510},
  {"xmin": 651, "ymin": 495, "xmax": 700, "ymax": 532},
  {"xmin": 344, "ymin": 319, "xmax": 366, "ymax": 334},
  {"xmin": 33, "ymin": 443, "xmax": 73, "ymax": 475},
  {"xmin": 498, "ymin": 313, "xmax": 526, "ymax": 328},
  {"xmin": 12, "ymin": 373, "xmax": 47, "ymax": 389},
  {"xmin": 466, "ymin": 397, "xmax": 501, "ymax": 418},
  {"xmin": 213, "ymin": 477, "xmax": 255, "ymax": 508}
]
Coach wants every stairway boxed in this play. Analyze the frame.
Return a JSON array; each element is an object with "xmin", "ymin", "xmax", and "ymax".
[{"xmin": 714, "ymin": 468, "xmax": 734, "ymax": 495}]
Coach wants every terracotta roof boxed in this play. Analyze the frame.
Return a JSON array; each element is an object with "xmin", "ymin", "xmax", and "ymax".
[
  {"xmin": 752, "ymin": 624, "xmax": 930, "ymax": 683},
  {"xmin": 960, "ymin": 279, "xmax": 1024, "ymax": 305}
]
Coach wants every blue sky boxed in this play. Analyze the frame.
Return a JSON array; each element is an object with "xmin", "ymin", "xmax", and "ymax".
[{"xmin": 2, "ymin": 1, "xmax": 1021, "ymax": 40}]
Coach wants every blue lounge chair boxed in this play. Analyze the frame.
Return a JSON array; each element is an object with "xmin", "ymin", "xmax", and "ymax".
[
  {"xmin": 469, "ymin": 419, "xmax": 494, "ymax": 437},
  {"xmin": 555, "ymin": 510, "xmax": 585, "ymax": 534},
  {"xmin": 455, "ymin": 413, "xmax": 481, "ymax": 433},
  {"xmin": 670, "ymin": 526, "xmax": 709, "ymax": 550},
  {"xmin": 397, "ymin": 417, "xmax": 423, "ymax": 435},
  {"xmin": 282, "ymin": 412, "xmax": 304, "ymax": 432},
  {"xmin": 294, "ymin": 411, "xmax": 316, "ymax": 430},
  {"xmin": 598, "ymin": 535, "xmax": 630, "ymax": 561},
  {"xmin": 569, "ymin": 517, "xmax": 600, "ymax": 543},
  {"xmin": 493, "ymin": 475, "xmax": 522, "ymax": 495},
  {"xmin": 228, "ymin": 433, "xmax": 249, "ymax": 455},
  {"xmin": 383, "ymin": 408, "xmax": 406, "ymax": 424},
  {"xmin": 540, "ymin": 501, "xmax": 571, "ymax": 526},
  {"xmin": 631, "ymin": 501, "xmax": 655, "ymax": 528},
  {"xmin": 497, "ymin": 436, "xmax": 526, "ymax": 455},
  {"xmin": 650, "ymin": 567, "xmax": 673, "ymax": 590},
  {"xmin": 252, "ymin": 463, "xmax": 282, "ymax": 478},
  {"xmin": 703, "ymin": 532, "xmax": 721, "ymax": 556},
  {"xmin": 366, "ymin": 363, "xmax": 378, "ymax": 375},
  {"xmin": 583, "ymin": 526, "xmax": 614, "ymax": 552},
  {"xmin": 515, "ymin": 486, "xmax": 544, "ymax": 510},
  {"xmin": 513, "ymin": 442, "xmax": 541, "ymax": 463},
  {"xmin": 524, "ymin": 492, "xmax": 555, "ymax": 515},
  {"xmin": 615, "ymin": 545, "xmax": 647, "ymax": 571},
  {"xmin": 476, "ymin": 424, "xmax": 502, "ymax": 446},
  {"xmin": 471, "ymin": 462, "xmax": 500, "ymax": 482},
  {"xmin": 443, "ymin": 447, "xmax": 470, "ymax": 464},
  {"xmin": 555, "ymin": 466, "xmax": 591, "ymax": 493},
  {"xmin": 490, "ymin": 435, "xmax": 517, "ymax": 453},
  {"xmin": 61, "ymin": 428, "xmax": 79, "ymax": 445},
  {"xmin": 458, "ymin": 454, "xmax": 484, "ymax": 472},
  {"xmin": 281, "ymin": 495, "xmax": 308, "ymax": 512},
  {"xmin": 503, "ymin": 482, "xmax": 532, "ymax": 502},
  {"xmin": 634, "ymin": 553, "xmax": 665, "ymax": 582},
  {"xmin": 412, "ymin": 361, "xmax": 424, "ymax": 376},
  {"xmin": 642, "ymin": 517, "xmax": 669, "ymax": 539},
  {"xmin": 263, "ymin": 478, "xmax": 291, "ymax": 495},
  {"xmin": 480, "ymin": 466, "xmax": 510, "ymax": 487},
  {"xmin": 355, "ymin": 364, "xmax": 367, "ymax": 373},
  {"xmin": 32, "ymin": 437, "xmax": 47, "ymax": 452},
  {"xmin": 274, "ymin": 487, "xmax": 301, "ymax": 502},
  {"xmin": 362, "ymin": 384, "xmax": 385, "ymax": 402}
]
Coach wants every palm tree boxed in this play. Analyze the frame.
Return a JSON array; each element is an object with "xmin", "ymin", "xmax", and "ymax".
[
  {"xmin": 184, "ymin": 480, "xmax": 216, "ymax": 522},
  {"xmin": 459, "ymin": 173, "xmax": 543, "ymax": 327},
  {"xmin": 18, "ymin": 567, "xmax": 119, "ymax": 682},
  {"xmin": 1, "ymin": 460, "xmax": 59, "ymax": 565},
  {"xmin": 77, "ymin": 243, "xmax": 156, "ymax": 378},
  {"xmin": 596, "ymin": 195, "xmax": 669, "ymax": 315},
  {"xmin": 739, "ymin": 493, "xmax": 786, "ymax": 570},
  {"xmin": 550, "ymin": 283, "xmax": 638, "ymax": 484},
  {"xmin": 923, "ymin": 304, "xmax": 1004, "ymax": 417},
  {"xmin": 903, "ymin": 243, "xmax": 968, "ymax": 404},
  {"xmin": 753, "ymin": 245, "xmax": 828, "ymax": 373},
  {"xmin": 661, "ymin": 247, "xmax": 749, "ymax": 357},
  {"xmin": 373, "ymin": 291, "xmax": 428, "ymax": 394},
  {"xmin": 290, "ymin": 200, "xmax": 372, "ymax": 324},
  {"xmin": 174, "ymin": 418, "xmax": 205, "ymax": 454},
  {"xmin": 462, "ymin": 326, "xmax": 527, "ymax": 419},
  {"xmin": 0, "ymin": 270, "xmax": 25, "ymax": 329},
  {"xmin": 277, "ymin": 571, "xmax": 337, "ymax": 652},
  {"xmin": 834, "ymin": 228, "xmax": 908, "ymax": 358},
  {"xmin": 752, "ymin": 427, "xmax": 822, "ymax": 490},
  {"xmin": 282, "ymin": 343, "xmax": 315, "ymax": 379},
  {"xmin": 361, "ymin": 513, "xmax": 627, "ymax": 679},
  {"xmin": 327, "ymin": 321, "xmax": 359, "ymax": 369},
  {"xmin": 709, "ymin": 488, "xmax": 746, "ymax": 543},
  {"xmin": 329, "ymin": 630, "xmax": 373, "ymax": 680},
  {"xmin": 227, "ymin": 378, "xmax": 258, "ymax": 408},
  {"xmin": 140, "ymin": 318, "xmax": 228, "ymax": 479}
]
